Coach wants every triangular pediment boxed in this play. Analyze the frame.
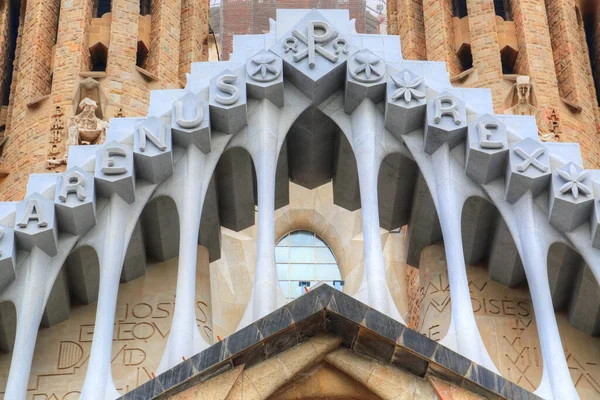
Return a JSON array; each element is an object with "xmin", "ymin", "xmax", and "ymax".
[{"xmin": 122, "ymin": 285, "xmax": 540, "ymax": 400}]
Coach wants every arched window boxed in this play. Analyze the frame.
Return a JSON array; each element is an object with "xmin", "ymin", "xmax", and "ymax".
[
  {"xmin": 140, "ymin": 0, "xmax": 151, "ymax": 16},
  {"xmin": 494, "ymin": 0, "xmax": 512, "ymax": 21},
  {"xmin": 453, "ymin": 0, "xmax": 468, "ymax": 18},
  {"xmin": 93, "ymin": 0, "xmax": 111, "ymax": 18},
  {"xmin": 276, "ymin": 231, "xmax": 343, "ymax": 302}
]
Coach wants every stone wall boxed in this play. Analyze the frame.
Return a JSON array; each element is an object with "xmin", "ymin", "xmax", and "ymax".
[
  {"xmin": 416, "ymin": 243, "xmax": 600, "ymax": 399},
  {"xmin": 0, "ymin": 0, "xmax": 13, "ymax": 109},
  {"xmin": 0, "ymin": 0, "xmax": 210, "ymax": 201},
  {"xmin": 388, "ymin": 0, "xmax": 600, "ymax": 167}
]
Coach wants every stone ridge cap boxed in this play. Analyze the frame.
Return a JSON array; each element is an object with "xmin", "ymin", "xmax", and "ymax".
[{"xmin": 120, "ymin": 285, "xmax": 541, "ymax": 400}]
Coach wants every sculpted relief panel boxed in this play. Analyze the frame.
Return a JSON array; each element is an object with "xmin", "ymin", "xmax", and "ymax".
[
  {"xmin": 0, "ymin": 248, "xmax": 212, "ymax": 399},
  {"xmin": 418, "ymin": 243, "xmax": 600, "ymax": 398}
]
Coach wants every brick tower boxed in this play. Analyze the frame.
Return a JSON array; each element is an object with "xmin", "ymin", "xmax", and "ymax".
[
  {"xmin": 387, "ymin": 0, "xmax": 600, "ymax": 168},
  {"xmin": 0, "ymin": 0, "xmax": 210, "ymax": 200}
]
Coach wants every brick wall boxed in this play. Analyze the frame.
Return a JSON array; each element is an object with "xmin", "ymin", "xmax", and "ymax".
[
  {"xmin": 147, "ymin": 0, "xmax": 181, "ymax": 87},
  {"xmin": 423, "ymin": 0, "xmax": 463, "ymax": 75},
  {"xmin": 179, "ymin": 0, "xmax": 209, "ymax": 85},
  {"xmin": 0, "ymin": 1, "xmax": 13, "ymax": 108},
  {"xmin": 218, "ymin": 0, "xmax": 367, "ymax": 60},
  {"xmin": 396, "ymin": 0, "xmax": 427, "ymax": 60},
  {"xmin": 466, "ymin": 0, "xmax": 504, "ymax": 111}
]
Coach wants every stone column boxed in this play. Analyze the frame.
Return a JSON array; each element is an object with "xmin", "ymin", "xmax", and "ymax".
[
  {"xmin": 466, "ymin": 0, "xmax": 504, "ymax": 111},
  {"xmin": 0, "ymin": 1, "xmax": 13, "ymax": 108},
  {"xmin": 509, "ymin": 0, "xmax": 560, "ymax": 110},
  {"xmin": 396, "ymin": 0, "xmax": 427, "ymax": 60},
  {"xmin": 106, "ymin": 0, "xmax": 147, "ymax": 117},
  {"xmin": 147, "ymin": 0, "xmax": 181, "ymax": 88},
  {"xmin": 422, "ymin": 0, "xmax": 463, "ymax": 75},
  {"xmin": 179, "ymin": 0, "xmax": 210, "ymax": 85},
  {"xmin": 4, "ymin": 249, "xmax": 51, "ymax": 400}
]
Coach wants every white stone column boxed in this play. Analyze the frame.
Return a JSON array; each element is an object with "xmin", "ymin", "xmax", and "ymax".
[
  {"xmin": 4, "ymin": 248, "xmax": 50, "ymax": 400},
  {"xmin": 80, "ymin": 195, "xmax": 129, "ymax": 400},
  {"xmin": 513, "ymin": 194, "xmax": 579, "ymax": 400},
  {"xmin": 431, "ymin": 145, "xmax": 498, "ymax": 373},
  {"xmin": 158, "ymin": 145, "xmax": 207, "ymax": 373},
  {"xmin": 350, "ymin": 100, "xmax": 405, "ymax": 323}
]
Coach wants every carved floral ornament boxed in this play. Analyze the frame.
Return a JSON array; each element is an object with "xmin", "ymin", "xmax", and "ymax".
[
  {"xmin": 390, "ymin": 71, "xmax": 425, "ymax": 104},
  {"xmin": 3, "ymin": 13, "xmax": 600, "ymax": 400}
]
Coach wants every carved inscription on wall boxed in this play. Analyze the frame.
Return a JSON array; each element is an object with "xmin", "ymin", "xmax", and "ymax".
[
  {"xmin": 0, "ymin": 253, "xmax": 212, "ymax": 399},
  {"xmin": 417, "ymin": 244, "xmax": 600, "ymax": 399}
]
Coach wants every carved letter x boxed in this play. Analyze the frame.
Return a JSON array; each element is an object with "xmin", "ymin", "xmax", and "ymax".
[{"xmin": 514, "ymin": 147, "xmax": 548, "ymax": 173}]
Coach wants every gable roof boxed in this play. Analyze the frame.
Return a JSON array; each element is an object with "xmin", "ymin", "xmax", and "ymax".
[{"xmin": 120, "ymin": 284, "xmax": 540, "ymax": 400}]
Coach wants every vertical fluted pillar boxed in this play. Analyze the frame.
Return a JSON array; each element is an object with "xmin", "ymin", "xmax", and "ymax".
[
  {"xmin": 80, "ymin": 195, "xmax": 129, "ymax": 400},
  {"xmin": 431, "ymin": 145, "xmax": 498, "ymax": 373},
  {"xmin": 158, "ymin": 146, "xmax": 207, "ymax": 373},
  {"xmin": 513, "ymin": 194, "xmax": 579, "ymax": 400},
  {"xmin": 350, "ymin": 100, "xmax": 405, "ymax": 323},
  {"xmin": 4, "ymin": 248, "xmax": 50, "ymax": 400}
]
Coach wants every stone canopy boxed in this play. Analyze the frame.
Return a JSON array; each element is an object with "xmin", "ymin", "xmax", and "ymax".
[{"xmin": 0, "ymin": 8, "xmax": 598, "ymax": 400}]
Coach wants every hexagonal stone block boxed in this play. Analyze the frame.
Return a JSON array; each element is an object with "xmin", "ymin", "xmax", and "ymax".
[
  {"xmin": 465, "ymin": 114, "xmax": 509, "ymax": 185},
  {"xmin": 95, "ymin": 141, "xmax": 136, "ymax": 204},
  {"xmin": 592, "ymin": 198, "xmax": 600, "ymax": 250},
  {"xmin": 246, "ymin": 50, "xmax": 284, "ymax": 108},
  {"xmin": 424, "ymin": 91, "xmax": 467, "ymax": 154},
  {"xmin": 548, "ymin": 163, "xmax": 594, "ymax": 232},
  {"xmin": 134, "ymin": 117, "xmax": 174, "ymax": 184},
  {"xmin": 505, "ymin": 138, "xmax": 551, "ymax": 204},
  {"xmin": 0, "ymin": 225, "xmax": 17, "ymax": 293},
  {"xmin": 344, "ymin": 49, "xmax": 386, "ymax": 114},
  {"xmin": 172, "ymin": 92, "xmax": 211, "ymax": 153},
  {"xmin": 270, "ymin": 9, "xmax": 356, "ymax": 105},
  {"xmin": 54, "ymin": 166, "xmax": 97, "ymax": 236},
  {"xmin": 209, "ymin": 69, "xmax": 247, "ymax": 135},
  {"xmin": 14, "ymin": 193, "xmax": 58, "ymax": 256},
  {"xmin": 384, "ymin": 69, "xmax": 426, "ymax": 139}
]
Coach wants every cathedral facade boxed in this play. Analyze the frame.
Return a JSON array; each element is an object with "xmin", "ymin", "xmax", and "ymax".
[{"xmin": 0, "ymin": 4, "xmax": 599, "ymax": 400}]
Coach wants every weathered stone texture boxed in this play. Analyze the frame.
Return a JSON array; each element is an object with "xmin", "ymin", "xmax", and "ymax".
[
  {"xmin": 147, "ymin": 0, "xmax": 181, "ymax": 88},
  {"xmin": 422, "ymin": 0, "xmax": 463, "ymax": 75},
  {"xmin": 388, "ymin": 0, "xmax": 600, "ymax": 168},
  {"xmin": 0, "ymin": 0, "xmax": 208, "ymax": 200},
  {"xmin": 179, "ymin": 0, "xmax": 210, "ymax": 85}
]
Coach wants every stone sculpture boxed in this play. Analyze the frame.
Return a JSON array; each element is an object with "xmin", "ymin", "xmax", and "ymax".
[
  {"xmin": 504, "ymin": 76, "xmax": 539, "ymax": 118},
  {"xmin": 47, "ymin": 98, "xmax": 107, "ymax": 166}
]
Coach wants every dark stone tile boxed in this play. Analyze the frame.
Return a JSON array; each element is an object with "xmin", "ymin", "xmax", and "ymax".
[
  {"xmin": 190, "ymin": 340, "xmax": 228, "ymax": 374},
  {"xmin": 362, "ymin": 308, "xmax": 405, "ymax": 342},
  {"xmin": 327, "ymin": 290, "xmax": 369, "ymax": 325},
  {"xmin": 312, "ymin": 284, "xmax": 336, "ymax": 306},
  {"xmin": 391, "ymin": 346, "xmax": 429, "ymax": 377},
  {"xmin": 295, "ymin": 311, "xmax": 327, "ymax": 342},
  {"xmin": 155, "ymin": 359, "xmax": 194, "ymax": 393},
  {"xmin": 432, "ymin": 344, "xmax": 472, "ymax": 376},
  {"xmin": 427, "ymin": 363, "xmax": 464, "ymax": 387},
  {"xmin": 232, "ymin": 342, "xmax": 266, "ymax": 368},
  {"xmin": 287, "ymin": 290, "xmax": 325, "ymax": 323},
  {"xmin": 226, "ymin": 323, "xmax": 263, "ymax": 356},
  {"xmin": 500, "ymin": 381, "xmax": 539, "ymax": 400},
  {"xmin": 121, "ymin": 377, "xmax": 164, "ymax": 400},
  {"xmin": 461, "ymin": 378, "xmax": 500, "ymax": 399},
  {"xmin": 353, "ymin": 327, "xmax": 396, "ymax": 363},
  {"xmin": 326, "ymin": 312, "xmax": 360, "ymax": 347},
  {"xmin": 198, "ymin": 360, "xmax": 234, "ymax": 383},
  {"xmin": 256, "ymin": 305, "xmax": 293, "ymax": 338},
  {"xmin": 399, "ymin": 328, "xmax": 438, "ymax": 359},
  {"xmin": 264, "ymin": 325, "xmax": 301, "ymax": 357},
  {"xmin": 466, "ymin": 364, "xmax": 505, "ymax": 395}
]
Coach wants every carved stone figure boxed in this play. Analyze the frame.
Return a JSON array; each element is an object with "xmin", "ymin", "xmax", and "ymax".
[
  {"xmin": 504, "ymin": 76, "xmax": 540, "ymax": 118},
  {"xmin": 68, "ymin": 98, "xmax": 107, "ymax": 146},
  {"xmin": 47, "ymin": 98, "xmax": 107, "ymax": 166}
]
